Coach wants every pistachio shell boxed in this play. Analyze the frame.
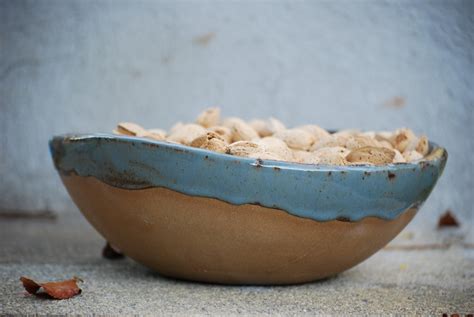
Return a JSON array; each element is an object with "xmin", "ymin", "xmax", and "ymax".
[
  {"xmin": 208, "ymin": 126, "xmax": 232, "ymax": 143},
  {"xmin": 143, "ymin": 129, "xmax": 167, "ymax": 141},
  {"xmin": 403, "ymin": 150, "xmax": 424, "ymax": 162},
  {"xmin": 222, "ymin": 117, "xmax": 245, "ymax": 129},
  {"xmin": 247, "ymin": 151, "xmax": 284, "ymax": 161},
  {"xmin": 332, "ymin": 129, "xmax": 360, "ymax": 137},
  {"xmin": 147, "ymin": 128, "xmax": 167, "ymax": 136},
  {"xmin": 169, "ymin": 122, "xmax": 184, "ymax": 134},
  {"xmin": 250, "ymin": 117, "xmax": 286, "ymax": 137},
  {"xmin": 190, "ymin": 131, "xmax": 224, "ymax": 146},
  {"xmin": 116, "ymin": 122, "xmax": 148, "ymax": 136},
  {"xmin": 225, "ymin": 140, "xmax": 284, "ymax": 161},
  {"xmin": 273, "ymin": 129, "xmax": 316, "ymax": 151},
  {"xmin": 256, "ymin": 137, "xmax": 293, "ymax": 161},
  {"xmin": 375, "ymin": 131, "xmax": 393, "ymax": 142},
  {"xmin": 393, "ymin": 149, "xmax": 406, "ymax": 163},
  {"xmin": 424, "ymin": 147, "xmax": 445, "ymax": 161},
  {"xmin": 265, "ymin": 117, "xmax": 286, "ymax": 136},
  {"xmin": 297, "ymin": 125, "xmax": 331, "ymax": 142},
  {"xmin": 313, "ymin": 147, "xmax": 350, "ymax": 165},
  {"xmin": 164, "ymin": 140, "xmax": 181, "ymax": 145},
  {"xmin": 311, "ymin": 135, "xmax": 349, "ymax": 151},
  {"xmin": 390, "ymin": 128, "xmax": 417, "ymax": 152},
  {"xmin": 378, "ymin": 140, "xmax": 394, "ymax": 149},
  {"xmin": 166, "ymin": 123, "xmax": 207, "ymax": 145},
  {"xmin": 190, "ymin": 132, "xmax": 227, "ymax": 153},
  {"xmin": 226, "ymin": 141, "xmax": 261, "ymax": 156},
  {"xmin": 196, "ymin": 107, "xmax": 220, "ymax": 128},
  {"xmin": 346, "ymin": 146, "xmax": 396, "ymax": 165},
  {"xmin": 404, "ymin": 137, "xmax": 420, "ymax": 152},
  {"xmin": 248, "ymin": 119, "xmax": 266, "ymax": 136},
  {"xmin": 344, "ymin": 136, "xmax": 380, "ymax": 150},
  {"xmin": 229, "ymin": 120, "xmax": 259, "ymax": 142},
  {"xmin": 416, "ymin": 135, "xmax": 429, "ymax": 156},
  {"xmin": 347, "ymin": 161, "xmax": 374, "ymax": 166},
  {"xmin": 292, "ymin": 150, "xmax": 320, "ymax": 164},
  {"xmin": 359, "ymin": 131, "xmax": 376, "ymax": 139},
  {"xmin": 202, "ymin": 138, "xmax": 227, "ymax": 153}
]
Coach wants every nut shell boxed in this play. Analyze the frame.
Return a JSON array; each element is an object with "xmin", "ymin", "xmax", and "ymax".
[
  {"xmin": 346, "ymin": 147, "xmax": 396, "ymax": 165},
  {"xmin": 196, "ymin": 107, "xmax": 220, "ymax": 128},
  {"xmin": 274, "ymin": 129, "xmax": 316, "ymax": 151},
  {"xmin": 167, "ymin": 124, "xmax": 207, "ymax": 145},
  {"xmin": 313, "ymin": 147, "xmax": 350, "ymax": 165}
]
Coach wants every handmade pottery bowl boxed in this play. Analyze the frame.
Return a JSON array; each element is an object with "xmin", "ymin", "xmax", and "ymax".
[{"xmin": 50, "ymin": 134, "xmax": 447, "ymax": 285}]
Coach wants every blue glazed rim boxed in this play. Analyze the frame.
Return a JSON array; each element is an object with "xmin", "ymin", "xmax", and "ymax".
[{"xmin": 50, "ymin": 133, "xmax": 447, "ymax": 222}]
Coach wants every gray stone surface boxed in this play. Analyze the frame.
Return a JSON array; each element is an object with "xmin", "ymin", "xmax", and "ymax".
[
  {"xmin": 0, "ymin": 0, "xmax": 473, "ymax": 232},
  {"xmin": 0, "ymin": 1, "xmax": 473, "ymax": 313},
  {"xmin": 0, "ymin": 213, "xmax": 472, "ymax": 315}
]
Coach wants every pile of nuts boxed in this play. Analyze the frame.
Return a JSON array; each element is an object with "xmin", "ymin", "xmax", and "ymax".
[{"xmin": 114, "ymin": 108, "xmax": 430, "ymax": 165}]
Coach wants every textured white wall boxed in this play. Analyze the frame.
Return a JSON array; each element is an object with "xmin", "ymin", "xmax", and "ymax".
[{"xmin": 0, "ymin": 0, "xmax": 473, "ymax": 228}]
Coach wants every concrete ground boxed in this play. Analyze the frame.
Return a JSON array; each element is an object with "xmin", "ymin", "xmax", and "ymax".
[{"xmin": 0, "ymin": 212, "xmax": 472, "ymax": 315}]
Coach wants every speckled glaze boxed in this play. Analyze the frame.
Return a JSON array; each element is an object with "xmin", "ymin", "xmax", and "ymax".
[
  {"xmin": 50, "ymin": 133, "xmax": 447, "ymax": 222},
  {"xmin": 49, "ymin": 133, "xmax": 447, "ymax": 284}
]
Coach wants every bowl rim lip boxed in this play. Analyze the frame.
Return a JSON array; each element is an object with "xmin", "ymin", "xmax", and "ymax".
[{"xmin": 51, "ymin": 133, "xmax": 448, "ymax": 172}]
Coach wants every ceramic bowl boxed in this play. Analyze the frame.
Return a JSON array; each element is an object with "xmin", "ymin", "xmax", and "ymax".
[{"xmin": 50, "ymin": 133, "xmax": 447, "ymax": 285}]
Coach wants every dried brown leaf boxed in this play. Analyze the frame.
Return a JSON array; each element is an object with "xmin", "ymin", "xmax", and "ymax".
[
  {"xmin": 438, "ymin": 210, "xmax": 460, "ymax": 228},
  {"xmin": 20, "ymin": 276, "xmax": 82, "ymax": 300}
]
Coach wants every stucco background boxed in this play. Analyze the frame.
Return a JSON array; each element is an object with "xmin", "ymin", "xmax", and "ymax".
[{"xmin": 0, "ymin": 0, "xmax": 473, "ymax": 229}]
